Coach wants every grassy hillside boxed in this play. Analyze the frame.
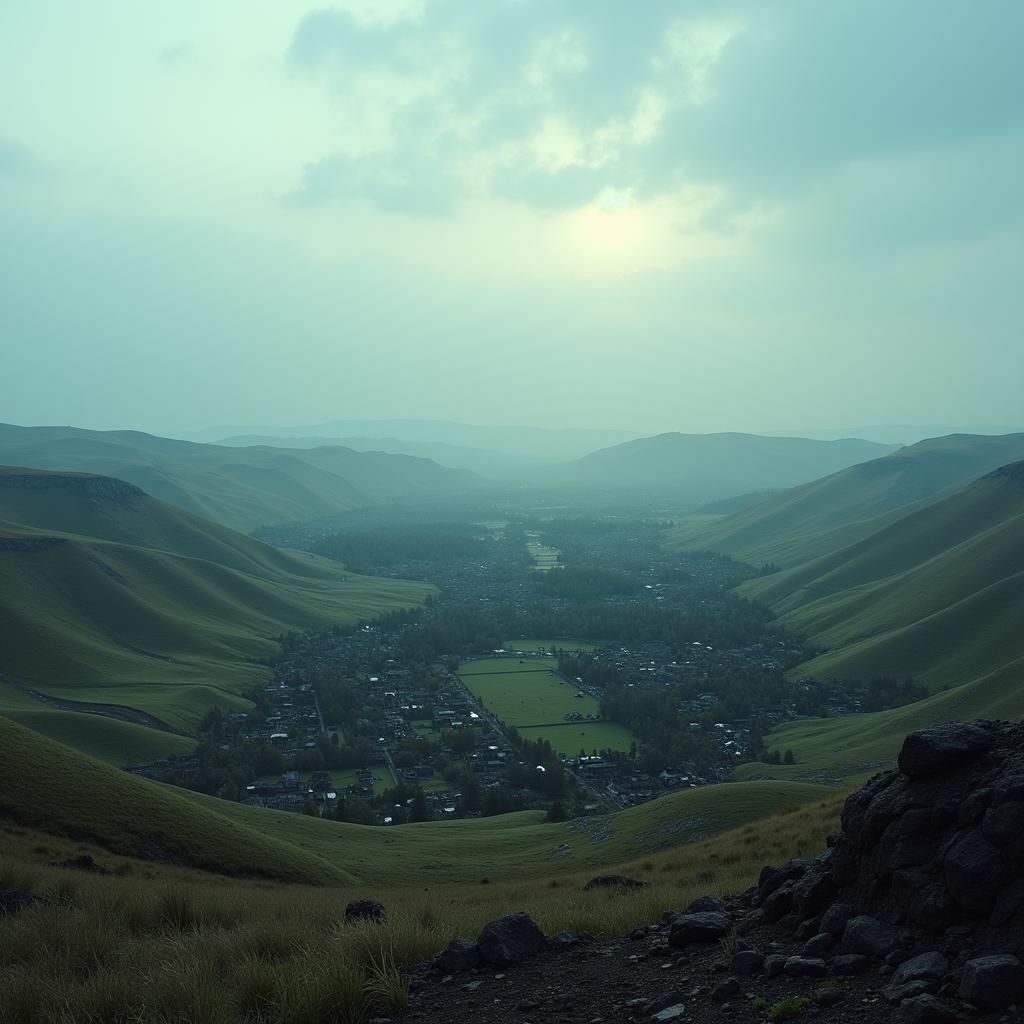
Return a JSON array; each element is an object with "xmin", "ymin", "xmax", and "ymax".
[
  {"xmin": 0, "ymin": 423, "xmax": 481, "ymax": 531},
  {"xmin": 667, "ymin": 432, "xmax": 1024, "ymax": 567},
  {"xmin": 555, "ymin": 431, "xmax": 895, "ymax": 496},
  {"xmin": 0, "ymin": 467, "xmax": 432, "ymax": 755},
  {"xmin": 742, "ymin": 463, "xmax": 1024, "ymax": 690},
  {"xmin": 0, "ymin": 747, "xmax": 843, "ymax": 1023},
  {"xmin": 734, "ymin": 656, "xmax": 1024, "ymax": 787},
  {"xmin": 0, "ymin": 714, "xmax": 833, "ymax": 889}
]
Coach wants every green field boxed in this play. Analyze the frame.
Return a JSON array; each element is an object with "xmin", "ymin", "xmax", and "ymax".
[
  {"xmin": 504, "ymin": 638, "xmax": 600, "ymax": 653},
  {"xmin": 518, "ymin": 721, "xmax": 637, "ymax": 756},
  {"xmin": 458, "ymin": 659, "xmax": 604, "ymax": 725}
]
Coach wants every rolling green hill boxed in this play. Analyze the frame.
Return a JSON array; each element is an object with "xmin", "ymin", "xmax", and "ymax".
[
  {"xmin": 0, "ymin": 423, "xmax": 481, "ymax": 531},
  {"xmin": 667, "ymin": 432, "xmax": 1024, "ymax": 567},
  {"xmin": 734, "ymin": 656, "xmax": 1024, "ymax": 787},
  {"xmin": 0, "ymin": 467, "xmax": 432, "ymax": 758},
  {"xmin": 741, "ymin": 462, "xmax": 1024, "ymax": 691},
  {"xmin": 0, "ymin": 714, "xmax": 833, "ymax": 888},
  {"xmin": 552, "ymin": 431, "xmax": 895, "ymax": 497}
]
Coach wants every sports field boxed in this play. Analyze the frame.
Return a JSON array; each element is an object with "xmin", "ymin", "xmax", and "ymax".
[{"xmin": 458, "ymin": 658, "xmax": 602, "ymax": 725}]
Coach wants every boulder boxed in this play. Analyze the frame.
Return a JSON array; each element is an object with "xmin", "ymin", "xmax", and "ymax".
[
  {"xmin": 757, "ymin": 859, "xmax": 809, "ymax": 898},
  {"xmin": 832, "ymin": 954, "xmax": 870, "ymax": 975},
  {"xmin": 437, "ymin": 938, "xmax": 479, "ymax": 973},
  {"xmin": 942, "ymin": 830, "xmax": 1006, "ymax": 912},
  {"xmin": 899, "ymin": 994, "xmax": 958, "ymax": 1024},
  {"xmin": 730, "ymin": 950, "xmax": 764, "ymax": 975},
  {"xmin": 477, "ymin": 913, "xmax": 546, "ymax": 966},
  {"xmin": 842, "ymin": 915, "xmax": 900, "ymax": 959},
  {"xmin": 667, "ymin": 912, "xmax": 730, "ymax": 948},
  {"xmin": 345, "ymin": 899, "xmax": 385, "ymax": 924},
  {"xmin": 820, "ymin": 902, "xmax": 855, "ymax": 937},
  {"xmin": 890, "ymin": 951, "xmax": 948, "ymax": 988},
  {"xmin": 802, "ymin": 932, "xmax": 834, "ymax": 957},
  {"xmin": 783, "ymin": 956, "xmax": 828, "ymax": 978},
  {"xmin": 760, "ymin": 880, "xmax": 796, "ymax": 924},
  {"xmin": 897, "ymin": 724, "xmax": 993, "ymax": 779},
  {"xmin": 958, "ymin": 954, "xmax": 1024, "ymax": 1011},
  {"xmin": 686, "ymin": 895, "xmax": 724, "ymax": 914},
  {"xmin": 711, "ymin": 977, "xmax": 740, "ymax": 1000}
]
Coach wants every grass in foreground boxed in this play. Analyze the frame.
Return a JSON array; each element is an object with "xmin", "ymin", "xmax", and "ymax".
[{"xmin": 0, "ymin": 788, "xmax": 843, "ymax": 1023}]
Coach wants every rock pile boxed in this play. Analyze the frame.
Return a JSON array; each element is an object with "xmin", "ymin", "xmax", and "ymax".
[
  {"xmin": 407, "ymin": 721, "xmax": 1024, "ymax": 1023},
  {"xmin": 741, "ymin": 721, "xmax": 1024, "ymax": 1016}
]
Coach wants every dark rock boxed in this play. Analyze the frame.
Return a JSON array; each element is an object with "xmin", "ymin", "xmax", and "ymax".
[
  {"xmin": 57, "ymin": 853, "xmax": 107, "ymax": 873},
  {"xmin": 899, "ymin": 994, "xmax": 958, "ymax": 1024},
  {"xmin": 582, "ymin": 875, "xmax": 648, "ymax": 891},
  {"xmin": 686, "ymin": 895, "xmax": 724, "ymax": 913},
  {"xmin": 345, "ymin": 899, "xmax": 385, "ymax": 924},
  {"xmin": 890, "ymin": 951, "xmax": 949, "ymax": 987},
  {"xmin": 802, "ymin": 932, "xmax": 835, "ymax": 956},
  {"xmin": 550, "ymin": 930, "xmax": 580, "ymax": 947},
  {"xmin": 982, "ymin": 800, "xmax": 1024, "ymax": 846},
  {"xmin": 730, "ymin": 950, "xmax": 764, "ymax": 975},
  {"xmin": 783, "ymin": 956, "xmax": 828, "ymax": 978},
  {"xmin": 764, "ymin": 954, "xmax": 788, "ymax": 978},
  {"xmin": 833, "ymin": 954, "xmax": 870, "ymax": 975},
  {"xmin": 711, "ymin": 977, "xmax": 740, "ymax": 1000},
  {"xmin": 0, "ymin": 890, "xmax": 39, "ymax": 917},
  {"xmin": 958, "ymin": 954, "xmax": 1024, "ymax": 1010},
  {"xmin": 886, "ymin": 949, "xmax": 911, "ymax": 967},
  {"xmin": 760, "ymin": 880, "xmax": 796, "ymax": 924},
  {"xmin": 793, "ymin": 917, "xmax": 820, "ymax": 941},
  {"xmin": 758, "ymin": 859, "xmax": 809, "ymax": 898},
  {"xmin": 792, "ymin": 858, "xmax": 836, "ymax": 917},
  {"xmin": 667, "ymin": 912, "xmax": 730, "ymax": 948},
  {"xmin": 957, "ymin": 788, "xmax": 993, "ymax": 826},
  {"xmin": 820, "ymin": 902, "xmax": 855, "ymax": 936},
  {"xmin": 990, "ymin": 878, "xmax": 1024, "ymax": 926},
  {"xmin": 477, "ymin": 913, "xmax": 546, "ymax": 966},
  {"xmin": 943, "ymin": 830, "xmax": 1006, "ymax": 911},
  {"xmin": 643, "ymin": 990, "xmax": 688, "ymax": 1016},
  {"xmin": 897, "ymin": 724, "xmax": 994, "ymax": 778},
  {"xmin": 843, "ymin": 916, "xmax": 901, "ymax": 959},
  {"xmin": 437, "ymin": 939, "xmax": 479, "ymax": 973},
  {"xmin": 813, "ymin": 987, "xmax": 846, "ymax": 1006},
  {"xmin": 883, "ymin": 980, "xmax": 936, "ymax": 1004}
]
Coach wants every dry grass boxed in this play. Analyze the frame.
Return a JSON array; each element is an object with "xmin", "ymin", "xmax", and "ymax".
[{"xmin": 0, "ymin": 794, "xmax": 843, "ymax": 1022}]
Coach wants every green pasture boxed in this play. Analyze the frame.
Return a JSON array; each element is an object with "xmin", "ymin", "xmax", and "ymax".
[{"xmin": 458, "ymin": 661, "xmax": 603, "ymax": 725}]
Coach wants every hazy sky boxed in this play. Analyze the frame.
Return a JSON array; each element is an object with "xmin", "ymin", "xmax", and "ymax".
[{"xmin": 2, "ymin": 1, "xmax": 1022, "ymax": 436}]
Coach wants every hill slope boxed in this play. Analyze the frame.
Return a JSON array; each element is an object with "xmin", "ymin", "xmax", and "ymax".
[
  {"xmin": 0, "ymin": 714, "xmax": 833, "ymax": 887},
  {"xmin": 666, "ymin": 432, "xmax": 1024, "ymax": 567},
  {"xmin": 555, "ymin": 432, "xmax": 896, "ymax": 498},
  {"xmin": 741, "ymin": 462, "xmax": 1024, "ymax": 691},
  {"xmin": 0, "ymin": 423, "xmax": 481, "ymax": 531},
  {"xmin": 0, "ymin": 467, "xmax": 432, "ymax": 757}
]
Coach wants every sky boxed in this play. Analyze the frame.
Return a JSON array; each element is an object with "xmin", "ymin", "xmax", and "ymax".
[{"xmin": 1, "ymin": 1, "xmax": 1022, "ymax": 438}]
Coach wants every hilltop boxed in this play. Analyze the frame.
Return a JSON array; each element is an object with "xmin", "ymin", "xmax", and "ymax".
[
  {"xmin": 0, "ymin": 466, "xmax": 432, "ymax": 760},
  {"xmin": 0, "ymin": 423, "xmax": 481, "ymax": 531},
  {"xmin": 666, "ymin": 432, "xmax": 1024, "ymax": 567},
  {"xmin": 552, "ymin": 432, "xmax": 896, "ymax": 498}
]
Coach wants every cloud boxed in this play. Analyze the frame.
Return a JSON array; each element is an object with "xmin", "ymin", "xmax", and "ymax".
[{"xmin": 285, "ymin": 0, "xmax": 1024, "ymax": 230}]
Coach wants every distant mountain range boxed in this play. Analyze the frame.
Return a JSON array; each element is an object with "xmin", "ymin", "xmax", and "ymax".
[
  {"xmin": 0, "ymin": 466, "xmax": 431, "ymax": 762},
  {"xmin": 0, "ymin": 424, "xmax": 481, "ymax": 532},
  {"xmin": 549, "ymin": 432, "xmax": 899, "ymax": 497}
]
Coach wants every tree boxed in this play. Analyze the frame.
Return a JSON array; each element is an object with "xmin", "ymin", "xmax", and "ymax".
[
  {"xmin": 783, "ymin": 749, "xmax": 795, "ymax": 765},
  {"xmin": 410, "ymin": 787, "xmax": 431, "ymax": 823}
]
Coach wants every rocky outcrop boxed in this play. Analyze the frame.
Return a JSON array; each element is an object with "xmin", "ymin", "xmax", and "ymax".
[{"xmin": 344, "ymin": 899, "xmax": 385, "ymax": 924}]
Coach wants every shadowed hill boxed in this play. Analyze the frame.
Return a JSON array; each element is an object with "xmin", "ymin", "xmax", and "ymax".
[
  {"xmin": 0, "ymin": 423, "xmax": 482, "ymax": 531},
  {"xmin": 666, "ymin": 432, "xmax": 1024, "ymax": 567},
  {"xmin": 552, "ymin": 432, "xmax": 896, "ymax": 497},
  {"xmin": 740, "ymin": 462, "xmax": 1024, "ymax": 691},
  {"xmin": 0, "ymin": 715, "xmax": 833, "ymax": 888},
  {"xmin": 0, "ymin": 467, "xmax": 432, "ymax": 756}
]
